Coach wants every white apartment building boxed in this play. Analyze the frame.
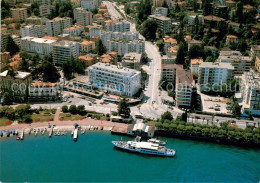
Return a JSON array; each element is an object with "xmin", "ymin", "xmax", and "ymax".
[
  {"xmin": 30, "ymin": 0, "xmax": 50, "ymax": 6},
  {"xmin": 188, "ymin": 15, "xmax": 204, "ymax": 24},
  {"xmin": 88, "ymin": 62, "xmax": 141, "ymax": 97},
  {"xmin": 152, "ymin": 7, "xmax": 168, "ymax": 17},
  {"xmin": 198, "ymin": 62, "xmax": 234, "ymax": 92},
  {"xmin": 105, "ymin": 20, "xmax": 130, "ymax": 32},
  {"xmin": 148, "ymin": 14, "xmax": 171, "ymax": 35},
  {"xmin": 101, "ymin": 31, "xmax": 139, "ymax": 47},
  {"xmin": 81, "ymin": 0, "xmax": 98, "ymax": 11},
  {"xmin": 28, "ymin": 81, "xmax": 59, "ymax": 101},
  {"xmin": 89, "ymin": 24, "xmax": 102, "ymax": 37},
  {"xmin": 240, "ymin": 69, "xmax": 260, "ymax": 115},
  {"xmin": 21, "ymin": 37, "xmax": 56, "ymax": 57},
  {"xmin": 20, "ymin": 25, "xmax": 44, "ymax": 38},
  {"xmin": 39, "ymin": 4, "xmax": 55, "ymax": 17},
  {"xmin": 46, "ymin": 17, "xmax": 72, "ymax": 36},
  {"xmin": 73, "ymin": 7, "xmax": 93, "ymax": 26},
  {"xmin": 52, "ymin": 41, "xmax": 80, "ymax": 65},
  {"xmin": 106, "ymin": 39, "xmax": 145, "ymax": 56},
  {"xmin": 63, "ymin": 25, "xmax": 84, "ymax": 36},
  {"xmin": 175, "ymin": 70, "xmax": 193, "ymax": 108},
  {"xmin": 218, "ymin": 54, "xmax": 252, "ymax": 75}
]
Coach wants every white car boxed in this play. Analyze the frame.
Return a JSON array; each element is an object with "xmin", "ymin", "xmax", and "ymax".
[{"xmin": 215, "ymin": 104, "xmax": 221, "ymax": 107}]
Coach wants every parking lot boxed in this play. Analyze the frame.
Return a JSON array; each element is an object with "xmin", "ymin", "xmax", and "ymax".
[{"xmin": 200, "ymin": 93, "xmax": 232, "ymax": 115}]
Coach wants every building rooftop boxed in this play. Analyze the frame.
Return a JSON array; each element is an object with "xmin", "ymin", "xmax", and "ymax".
[
  {"xmin": 30, "ymin": 81, "xmax": 56, "ymax": 87},
  {"xmin": 219, "ymin": 50, "xmax": 242, "ymax": 56},
  {"xmin": 80, "ymin": 40, "xmax": 95, "ymax": 46},
  {"xmin": 199, "ymin": 62, "xmax": 234, "ymax": 69},
  {"xmin": 0, "ymin": 70, "xmax": 31, "ymax": 79},
  {"xmin": 227, "ymin": 35, "xmax": 238, "ymax": 39},
  {"xmin": 21, "ymin": 36, "xmax": 57, "ymax": 44},
  {"xmin": 64, "ymin": 25, "xmax": 83, "ymax": 31},
  {"xmin": 176, "ymin": 70, "xmax": 193, "ymax": 85},
  {"xmin": 149, "ymin": 14, "xmax": 171, "ymax": 21},
  {"xmin": 191, "ymin": 58, "xmax": 203, "ymax": 65},
  {"xmin": 251, "ymin": 45, "xmax": 260, "ymax": 51},
  {"xmin": 204, "ymin": 15, "xmax": 225, "ymax": 22}
]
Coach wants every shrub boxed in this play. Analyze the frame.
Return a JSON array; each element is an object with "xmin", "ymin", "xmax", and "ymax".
[
  {"xmin": 5, "ymin": 121, "xmax": 12, "ymax": 125},
  {"xmin": 34, "ymin": 118, "xmax": 40, "ymax": 122},
  {"xmin": 62, "ymin": 106, "xmax": 68, "ymax": 113},
  {"xmin": 69, "ymin": 105, "xmax": 77, "ymax": 114},
  {"xmin": 51, "ymin": 109, "xmax": 56, "ymax": 114},
  {"xmin": 23, "ymin": 114, "xmax": 33, "ymax": 123},
  {"xmin": 112, "ymin": 111, "xmax": 118, "ymax": 116},
  {"xmin": 59, "ymin": 117, "xmax": 64, "ymax": 121}
]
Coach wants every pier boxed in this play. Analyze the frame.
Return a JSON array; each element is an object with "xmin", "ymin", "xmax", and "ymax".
[
  {"xmin": 73, "ymin": 128, "xmax": 78, "ymax": 142},
  {"xmin": 49, "ymin": 126, "xmax": 53, "ymax": 138},
  {"xmin": 20, "ymin": 129, "xmax": 24, "ymax": 140}
]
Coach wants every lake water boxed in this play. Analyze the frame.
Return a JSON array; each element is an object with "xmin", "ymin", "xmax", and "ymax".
[{"xmin": 0, "ymin": 132, "xmax": 260, "ymax": 182}]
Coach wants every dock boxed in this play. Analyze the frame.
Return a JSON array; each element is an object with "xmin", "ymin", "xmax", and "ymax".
[
  {"xmin": 73, "ymin": 128, "xmax": 78, "ymax": 142},
  {"xmin": 20, "ymin": 129, "xmax": 24, "ymax": 140},
  {"xmin": 49, "ymin": 126, "xmax": 53, "ymax": 138}
]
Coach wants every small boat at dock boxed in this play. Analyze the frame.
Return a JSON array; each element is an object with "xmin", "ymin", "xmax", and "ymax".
[
  {"xmin": 6, "ymin": 130, "xmax": 10, "ymax": 137},
  {"xmin": 0, "ymin": 131, "xmax": 3, "ymax": 137}
]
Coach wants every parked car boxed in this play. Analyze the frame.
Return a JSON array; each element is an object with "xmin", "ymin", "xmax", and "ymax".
[
  {"xmin": 215, "ymin": 104, "xmax": 221, "ymax": 107},
  {"xmin": 209, "ymin": 106, "xmax": 214, "ymax": 109},
  {"xmin": 215, "ymin": 107, "xmax": 220, "ymax": 111}
]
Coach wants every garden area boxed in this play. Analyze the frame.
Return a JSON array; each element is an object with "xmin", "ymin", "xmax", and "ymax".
[
  {"xmin": 60, "ymin": 105, "xmax": 110, "ymax": 121},
  {"xmin": 0, "ymin": 105, "xmax": 55, "ymax": 125}
]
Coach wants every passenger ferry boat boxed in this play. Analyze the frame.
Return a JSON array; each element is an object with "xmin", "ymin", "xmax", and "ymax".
[{"xmin": 112, "ymin": 140, "xmax": 176, "ymax": 157}]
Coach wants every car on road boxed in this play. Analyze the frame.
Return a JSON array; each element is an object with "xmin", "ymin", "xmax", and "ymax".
[
  {"xmin": 215, "ymin": 104, "xmax": 221, "ymax": 107},
  {"xmin": 152, "ymin": 101, "xmax": 156, "ymax": 104},
  {"xmin": 88, "ymin": 101, "xmax": 92, "ymax": 106},
  {"xmin": 215, "ymin": 107, "xmax": 220, "ymax": 111},
  {"xmin": 209, "ymin": 106, "xmax": 214, "ymax": 109},
  {"xmin": 68, "ymin": 101, "xmax": 72, "ymax": 103}
]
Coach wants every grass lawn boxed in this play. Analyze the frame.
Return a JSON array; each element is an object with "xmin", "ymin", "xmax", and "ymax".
[
  {"xmin": 146, "ymin": 121, "xmax": 156, "ymax": 126},
  {"xmin": 59, "ymin": 113, "xmax": 85, "ymax": 121},
  {"xmin": 31, "ymin": 111, "xmax": 55, "ymax": 122},
  {"xmin": 0, "ymin": 117, "xmax": 13, "ymax": 126}
]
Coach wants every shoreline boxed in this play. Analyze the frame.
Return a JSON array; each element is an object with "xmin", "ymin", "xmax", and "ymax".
[{"xmin": 0, "ymin": 118, "xmax": 128, "ymax": 138}]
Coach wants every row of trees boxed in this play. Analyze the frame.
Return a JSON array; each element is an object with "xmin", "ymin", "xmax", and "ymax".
[
  {"xmin": 47, "ymin": 1, "xmax": 74, "ymax": 19},
  {"xmin": 156, "ymin": 112, "xmax": 260, "ymax": 146},
  {"xmin": 62, "ymin": 105, "xmax": 85, "ymax": 115}
]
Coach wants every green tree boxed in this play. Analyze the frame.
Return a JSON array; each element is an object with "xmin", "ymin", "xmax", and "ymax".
[
  {"xmin": 18, "ymin": 58, "xmax": 30, "ymax": 72},
  {"xmin": 23, "ymin": 114, "xmax": 33, "ymax": 123},
  {"xmin": 33, "ymin": 8, "xmax": 40, "ymax": 16},
  {"xmin": 140, "ymin": 20, "xmax": 158, "ymax": 40},
  {"xmin": 161, "ymin": 111, "xmax": 173, "ymax": 122},
  {"xmin": 96, "ymin": 39, "xmax": 107, "ymax": 56},
  {"xmin": 118, "ymin": 98, "xmax": 131, "ymax": 118},
  {"xmin": 232, "ymin": 101, "xmax": 241, "ymax": 116},
  {"xmin": 5, "ymin": 35, "xmax": 19, "ymax": 56},
  {"xmin": 176, "ymin": 42, "xmax": 185, "ymax": 64},
  {"xmin": 62, "ymin": 106, "xmax": 68, "ymax": 113},
  {"xmin": 42, "ymin": 59, "xmax": 60, "ymax": 82},
  {"xmin": 69, "ymin": 105, "xmax": 77, "ymax": 114},
  {"xmin": 63, "ymin": 59, "xmax": 73, "ymax": 80},
  {"xmin": 236, "ymin": 2, "xmax": 243, "ymax": 24},
  {"xmin": 156, "ymin": 39, "xmax": 164, "ymax": 53},
  {"xmin": 1, "ymin": 0, "xmax": 11, "ymax": 19},
  {"xmin": 77, "ymin": 105, "xmax": 85, "ymax": 114},
  {"xmin": 15, "ymin": 104, "xmax": 31, "ymax": 118},
  {"xmin": 2, "ymin": 91, "xmax": 13, "ymax": 105}
]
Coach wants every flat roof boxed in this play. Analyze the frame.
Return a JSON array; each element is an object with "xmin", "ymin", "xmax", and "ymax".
[
  {"xmin": 176, "ymin": 70, "xmax": 193, "ymax": 85},
  {"xmin": 199, "ymin": 62, "xmax": 234, "ymax": 69}
]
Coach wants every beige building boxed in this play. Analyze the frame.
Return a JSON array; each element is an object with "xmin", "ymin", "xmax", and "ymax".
[
  {"xmin": 190, "ymin": 58, "xmax": 203, "ymax": 75},
  {"xmin": 250, "ymin": 45, "xmax": 260, "ymax": 59},
  {"xmin": 63, "ymin": 25, "xmax": 84, "ymax": 36},
  {"xmin": 11, "ymin": 8, "xmax": 28, "ymax": 21},
  {"xmin": 148, "ymin": 14, "xmax": 171, "ymax": 35},
  {"xmin": 162, "ymin": 64, "xmax": 183, "ymax": 86},
  {"xmin": 164, "ymin": 36, "xmax": 177, "ymax": 53},
  {"xmin": 39, "ymin": 5, "xmax": 55, "ymax": 17},
  {"xmin": 255, "ymin": 54, "xmax": 260, "ymax": 73},
  {"xmin": 80, "ymin": 40, "xmax": 96, "ymax": 55},
  {"xmin": 226, "ymin": 35, "xmax": 238, "ymax": 45},
  {"xmin": 46, "ymin": 17, "xmax": 72, "ymax": 36},
  {"xmin": 122, "ymin": 52, "xmax": 142, "ymax": 71},
  {"xmin": 73, "ymin": 7, "xmax": 93, "ymax": 26}
]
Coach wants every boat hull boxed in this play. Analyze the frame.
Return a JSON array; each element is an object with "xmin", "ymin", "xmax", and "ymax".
[{"xmin": 112, "ymin": 141, "xmax": 176, "ymax": 157}]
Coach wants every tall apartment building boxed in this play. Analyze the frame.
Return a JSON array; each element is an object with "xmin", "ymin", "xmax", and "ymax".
[
  {"xmin": 107, "ymin": 39, "xmax": 145, "ymax": 56},
  {"xmin": 198, "ymin": 62, "xmax": 234, "ymax": 92},
  {"xmin": 88, "ymin": 62, "xmax": 141, "ymax": 97},
  {"xmin": 74, "ymin": 7, "xmax": 93, "ymax": 26},
  {"xmin": 20, "ymin": 25, "xmax": 44, "ymax": 38},
  {"xmin": 218, "ymin": 52, "xmax": 252, "ymax": 75},
  {"xmin": 81, "ymin": 0, "xmax": 98, "ymax": 11},
  {"xmin": 250, "ymin": 45, "xmax": 260, "ymax": 59},
  {"xmin": 105, "ymin": 20, "xmax": 130, "ymax": 32},
  {"xmin": 162, "ymin": 63, "xmax": 183, "ymax": 86},
  {"xmin": 148, "ymin": 15, "xmax": 171, "ymax": 35},
  {"xmin": 175, "ymin": 70, "xmax": 193, "ymax": 108},
  {"xmin": 30, "ymin": 0, "xmax": 50, "ymax": 6},
  {"xmin": 122, "ymin": 52, "xmax": 142, "ymax": 71},
  {"xmin": 255, "ymin": 54, "xmax": 260, "ymax": 73},
  {"xmin": 39, "ymin": 5, "xmax": 55, "ymax": 17},
  {"xmin": 241, "ymin": 69, "xmax": 260, "ymax": 115},
  {"xmin": 52, "ymin": 41, "xmax": 80, "ymax": 65},
  {"xmin": 11, "ymin": 8, "xmax": 28, "ymax": 21},
  {"xmin": 101, "ymin": 31, "xmax": 139, "ymax": 47},
  {"xmin": 46, "ymin": 17, "xmax": 72, "ymax": 36},
  {"xmin": 152, "ymin": 7, "xmax": 168, "ymax": 17},
  {"xmin": 21, "ymin": 37, "xmax": 57, "ymax": 57},
  {"xmin": 89, "ymin": 24, "xmax": 102, "ymax": 37},
  {"xmin": 80, "ymin": 40, "xmax": 95, "ymax": 55}
]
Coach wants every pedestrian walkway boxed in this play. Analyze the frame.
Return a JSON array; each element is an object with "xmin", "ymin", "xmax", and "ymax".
[{"xmin": 54, "ymin": 109, "xmax": 61, "ymax": 123}]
